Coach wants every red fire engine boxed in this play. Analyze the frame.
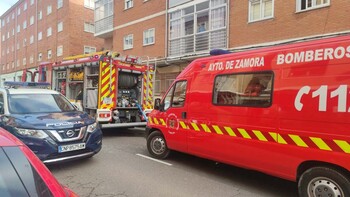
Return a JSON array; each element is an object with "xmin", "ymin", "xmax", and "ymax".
[
  {"xmin": 39, "ymin": 51, "xmax": 155, "ymax": 129},
  {"xmin": 146, "ymin": 34, "xmax": 350, "ymax": 197}
]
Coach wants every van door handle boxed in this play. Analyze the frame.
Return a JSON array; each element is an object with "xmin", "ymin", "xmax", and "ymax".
[{"xmin": 182, "ymin": 112, "xmax": 187, "ymax": 119}]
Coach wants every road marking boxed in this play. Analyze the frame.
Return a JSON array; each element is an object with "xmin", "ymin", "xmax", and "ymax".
[{"xmin": 136, "ymin": 154, "xmax": 173, "ymax": 166}]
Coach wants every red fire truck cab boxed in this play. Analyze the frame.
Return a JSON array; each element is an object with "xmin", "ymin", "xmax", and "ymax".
[{"xmin": 146, "ymin": 34, "xmax": 350, "ymax": 197}]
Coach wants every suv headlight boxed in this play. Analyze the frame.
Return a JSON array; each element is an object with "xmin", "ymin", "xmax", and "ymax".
[
  {"xmin": 87, "ymin": 122, "xmax": 98, "ymax": 133},
  {"xmin": 15, "ymin": 128, "xmax": 48, "ymax": 139}
]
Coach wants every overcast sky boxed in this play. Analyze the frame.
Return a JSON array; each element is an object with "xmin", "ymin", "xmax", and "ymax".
[{"xmin": 0, "ymin": 0, "xmax": 17, "ymax": 17}]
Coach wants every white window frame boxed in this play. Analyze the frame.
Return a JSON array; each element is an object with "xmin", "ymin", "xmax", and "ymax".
[
  {"xmin": 24, "ymin": 2, "xmax": 27, "ymax": 11},
  {"xmin": 23, "ymin": 20, "xmax": 27, "ymax": 29},
  {"xmin": 2, "ymin": 35, "xmax": 5, "ymax": 42},
  {"xmin": 17, "ymin": 25, "xmax": 20, "ymax": 33},
  {"xmin": 125, "ymin": 0, "xmax": 133, "ymax": 9},
  {"xmin": 47, "ymin": 49, "xmax": 52, "ymax": 59},
  {"xmin": 38, "ymin": 52, "xmax": 42, "ymax": 61},
  {"xmin": 17, "ymin": 8, "xmax": 21, "ymax": 16},
  {"xmin": 38, "ymin": 11, "xmax": 42, "ymax": 20},
  {"xmin": 23, "ymin": 58, "xmax": 27, "ymax": 66},
  {"xmin": 83, "ymin": 46, "xmax": 96, "ymax": 54},
  {"xmin": 30, "ymin": 16, "xmax": 34, "ymax": 25},
  {"xmin": 31, "ymin": 0, "xmax": 34, "ymax": 5},
  {"xmin": 47, "ymin": 27, "xmax": 52, "ymax": 37},
  {"xmin": 143, "ymin": 28, "xmax": 155, "ymax": 46},
  {"xmin": 57, "ymin": 45, "xmax": 63, "ymax": 56},
  {"xmin": 47, "ymin": 5, "xmax": 52, "ymax": 15},
  {"xmin": 30, "ymin": 35, "xmax": 34, "ymax": 44},
  {"xmin": 296, "ymin": 0, "xmax": 330, "ymax": 12},
  {"xmin": 38, "ymin": 32, "xmax": 42, "ymax": 41},
  {"xmin": 84, "ymin": 22, "xmax": 94, "ymax": 33},
  {"xmin": 57, "ymin": 22, "xmax": 63, "ymax": 32},
  {"xmin": 123, "ymin": 34, "xmax": 133, "ymax": 50},
  {"xmin": 30, "ymin": 55, "xmax": 34, "ymax": 64},
  {"xmin": 248, "ymin": 0, "xmax": 274, "ymax": 23},
  {"xmin": 57, "ymin": 0, "xmax": 63, "ymax": 9},
  {"xmin": 84, "ymin": 0, "xmax": 95, "ymax": 9}
]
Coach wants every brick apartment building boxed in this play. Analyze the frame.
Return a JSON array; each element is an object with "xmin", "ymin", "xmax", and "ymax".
[
  {"xmin": 0, "ymin": 0, "xmax": 104, "ymax": 83},
  {"xmin": 94, "ymin": 0, "xmax": 350, "ymax": 97}
]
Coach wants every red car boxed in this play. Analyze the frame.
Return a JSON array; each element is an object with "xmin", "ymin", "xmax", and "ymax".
[{"xmin": 0, "ymin": 127, "xmax": 77, "ymax": 197}]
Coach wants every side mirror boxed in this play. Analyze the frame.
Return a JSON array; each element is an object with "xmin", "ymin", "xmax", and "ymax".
[{"xmin": 154, "ymin": 98, "xmax": 161, "ymax": 110}]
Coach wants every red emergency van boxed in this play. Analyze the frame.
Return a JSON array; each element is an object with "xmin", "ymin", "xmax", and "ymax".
[{"xmin": 146, "ymin": 34, "xmax": 350, "ymax": 197}]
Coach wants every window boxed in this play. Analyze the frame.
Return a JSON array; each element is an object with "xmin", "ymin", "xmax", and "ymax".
[
  {"xmin": 24, "ymin": 2, "xmax": 27, "ymax": 10},
  {"xmin": 23, "ymin": 20, "xmax": 27, "ymax": 29},
  {"xmin": 143, "ymin": 28, "xmax": 155, "ymax": 46},
  {"xmin": 57, "ymin": 45, "xmax": 63, "ymax": 56},
  {"xmin": 163, "ymin": 80, "xmax": 187, "ymax": 110},
  {"xmin": 6, "ymin": 17, "xmax": 9, "ymax": 23},
  {"xmin": 249, "ymin": 0, "xmax": 273, "ymax": 22},
  {"xmin": 47, "ymin": 27, "xmax": 52, "ymax": 37},
  {"xmin": 12, "ymin": 13, "xmax": 14, "ymax": 19},
  {"xmin": 84, "ymin": 46, "xmax": 96, "ymax": 54},
  {"xmin": 168, "ymin": 0, "xmax": 227, "ymax": 56},
  {"xmin": 297, "ymin": 0, "xmax": 329, "ymax": 11},
  {"xmin": 23, "ymin": 58, "xmax": 26, "ymax": 66},
  {"xmin": 30, "ymin": 55, "xmax": 34, "ymax": 64},
  {"xmin": 1, "ymin": 20, "xmax": 4, "ymax": 27},
  {"xmin": 57, "ymin": 0, "xmax": 63, "ymax": 9},
  {"xmin": 31, "ymin": 0, "xmax": 34, "ymax": 5},
  {"xmin": 57, "ymin": 22, "xmax": 63, "ymax": 32},
  {"xmin": 30, "ymin": 35, "xmax": 34, "ymax": 44},
  {"xmin": 16, "ymin": 59, "xmax": 20, "ymax": 67},
  {"xmin": 84, "ymin": 0, "xmax": 94, "ymax": 9},
  {"xmin": 47, "ymin": 50, "xmax": 52, "ymax": 59},
  {"xmin": 155, "ymin": 80, "xmax": 161, "ymax": 96},
  {"xmin": 17, "ymin": 43, "xmax": 20, "ymax": 50},
  {"xmin": 38, "ymin": 52, "xmax": 42, "ymax": 61},
  {"xmin": 38, "ymin": 32, "xmax": 42, "ymax": 40},
  {"xmin": 17, "ymin": 8, "xmax": 21, "ymax": 16},
  {"xmin": 84, "ymin": 22, "xmax": 94, "ymax": 33},
  {"xmin": 213, "ymin": 72, "xmax": 273, "ymax": 107},
  {"xmin": 123, "ymin": 34, "xmax": 133, "ymax": 50},
  {"xmin": 17, "ymin": 25, "xmax": 20, "ymax": 33},
  {"xmin": 2, "ymin": 35, "xmax": 4, "ymax": 42},
  {"xmin": 125, "ymin": 0, "xmax": 133, "ymax": 9},
  {"xmin": 47, "ymin": 5, "xmax": 52, "ymax": 15},
  {"xmin": 7, "ymin": 32, "xmax": 9, "ymax": 39},
  {"xmin": 30, "ymin": 16, "xmax": 34, "ymax": 25},
  {"xmin": 38, "ymin": 11, "xmax": 42, "ymax": 20},
  {"xmin": 23, "ymin": 38, "xmax": 27, "ymax": 47}
]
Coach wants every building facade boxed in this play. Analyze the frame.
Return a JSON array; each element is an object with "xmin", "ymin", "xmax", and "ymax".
[
  {"xmin": 94, "ymin": 0, "xmax": 350, "ymax": 98},
  {"xmin": 0, "ymin": 0, "xmax": 104, "ymax": 83}
]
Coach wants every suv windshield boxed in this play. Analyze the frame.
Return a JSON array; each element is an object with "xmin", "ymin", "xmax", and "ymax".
[{"xmin": 8, "ymin": 94, "xmax": 75, "ymax": 114}]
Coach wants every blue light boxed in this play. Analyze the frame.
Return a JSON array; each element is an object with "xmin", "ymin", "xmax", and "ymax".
[{"xmin": 4, "ymin": 81, "xmax": 51, "ymax": 88}]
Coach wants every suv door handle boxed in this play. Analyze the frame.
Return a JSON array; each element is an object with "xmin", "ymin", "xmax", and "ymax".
[{"xmin": 182, "ymin": 112, "xmax": 187, "ymax": 119}]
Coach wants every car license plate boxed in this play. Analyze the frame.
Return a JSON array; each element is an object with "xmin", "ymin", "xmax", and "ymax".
[{"xmin": 58, "ymin": 143, "xmax": 86, "ymax": 153}]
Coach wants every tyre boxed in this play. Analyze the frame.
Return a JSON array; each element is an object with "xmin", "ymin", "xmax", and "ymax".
[
  {"xmin": 298, "ymin": 167, "xmax": 350, "ymax": 197},
  {"xmin": 147, "ymin": 130, "xmax": 170, "ymax": 159}
]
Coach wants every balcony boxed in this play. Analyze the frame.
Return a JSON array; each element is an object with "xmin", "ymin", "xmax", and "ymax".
[{"xmin": 94, "ymin": 15, "xmax": 113, "ymax": 38}]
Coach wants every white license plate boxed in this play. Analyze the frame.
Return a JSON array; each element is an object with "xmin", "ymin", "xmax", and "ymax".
[
  {"xmin": 58, "ymin": 143, "xmax": 86, "ymax": 153},
  {"xmin": 103, "ymin": 97, "xmax": 112, "ymax": 104}
]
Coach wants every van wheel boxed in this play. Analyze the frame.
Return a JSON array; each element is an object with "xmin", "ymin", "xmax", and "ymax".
[
  {"xmin": 147, "ymin": 131, "xmax": 170, "ymax": 159},
  {"xmin": 298, "ymin": 167, "xmax": 350, "ymax": 197}
]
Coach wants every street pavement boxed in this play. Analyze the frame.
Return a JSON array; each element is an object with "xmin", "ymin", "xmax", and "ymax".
[{"xmin": 49, "ymin": 128, "xmax": 298, "ymax": 197}]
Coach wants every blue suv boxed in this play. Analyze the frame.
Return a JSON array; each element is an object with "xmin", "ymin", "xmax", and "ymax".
[{"xmin": 0, "ymin": 82, "xmax": 102, "ymax": 164}]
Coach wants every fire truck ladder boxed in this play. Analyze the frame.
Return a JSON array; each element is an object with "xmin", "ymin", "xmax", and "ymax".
[{"xmin": 143, "ymin": 58, "xmax": 157, "ymax": 111}]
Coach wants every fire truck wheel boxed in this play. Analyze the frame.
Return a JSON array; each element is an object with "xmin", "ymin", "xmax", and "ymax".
[
  {"xmin": 147, "ymin": 130, "xmax": 170, "ymax": 159},
  {"xmin": 298, "ymin": 166, "xmax": 350, "ymax": 197}
]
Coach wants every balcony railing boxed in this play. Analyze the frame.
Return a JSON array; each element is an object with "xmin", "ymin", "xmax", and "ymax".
[
  {"xmin": 168, "ymin": 28, "xmax": 227, "ymax": 57},
  {"xmin": 95, "ymin": 15, "xmax": 113, "ymax": 36}
]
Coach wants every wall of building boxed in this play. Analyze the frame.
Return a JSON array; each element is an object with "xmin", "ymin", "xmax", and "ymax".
[
  {"xmin": 113, "ymin": 0, "xmax": 166, "ymax": 59},
  {"xmin": 230, "ymin": 0, "xmax": 350, "ymax": 48}
]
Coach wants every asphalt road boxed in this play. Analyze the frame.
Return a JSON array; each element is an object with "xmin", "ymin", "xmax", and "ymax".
[{"xmin": 49, "ymin": 128, "xmax": 298, "ymax": 197}]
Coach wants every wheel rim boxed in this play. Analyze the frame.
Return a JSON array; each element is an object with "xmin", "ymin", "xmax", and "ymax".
[
  {"xmin": 150, "ymin": 136, "xmax": 166, "ymax": 155},
  {"xmin": 308, "ymin": 177, "xmax": 344, "ymax": 197}
]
